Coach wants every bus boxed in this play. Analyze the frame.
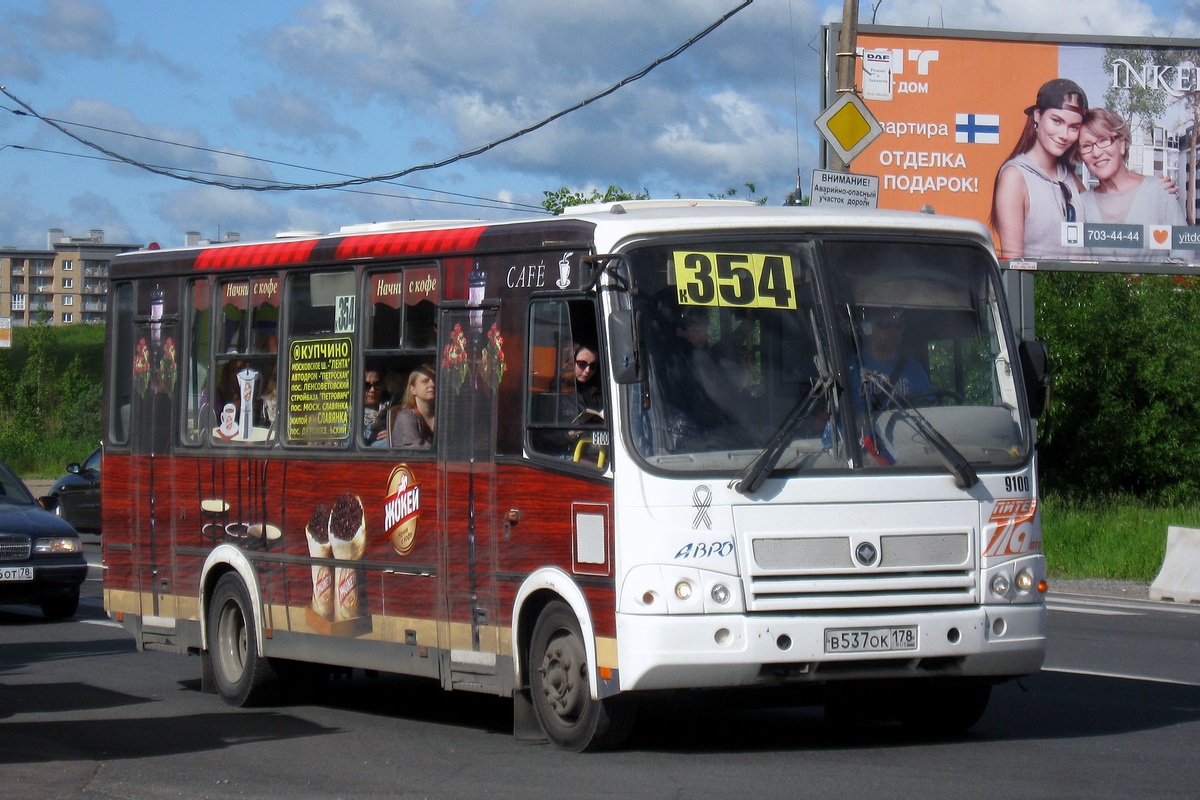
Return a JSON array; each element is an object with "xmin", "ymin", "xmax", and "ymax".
[{"xmin": 102, "ymin": 200, "xmax": 1050, "ymax": 751}]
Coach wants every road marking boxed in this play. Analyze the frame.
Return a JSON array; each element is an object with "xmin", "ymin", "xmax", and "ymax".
[
  {"xmin": 1047, "ymin": 604, "xmax": 1137, "ymax": 617},
  {"xmin": 81, "ymin": 618, "xmax": 122, "ymax": 629},
  {"xmin": 1049, "ymin": 594, "xmax": 1200, "ymax": 616},
  {"xmin": 1044, "ymin": 666, "xmax": 1200, "ymax": 688}
]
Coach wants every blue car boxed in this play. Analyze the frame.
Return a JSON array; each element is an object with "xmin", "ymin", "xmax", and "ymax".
[{"xmin": 0, "ymin": 458, "xmax": 88, "ymax": 619}]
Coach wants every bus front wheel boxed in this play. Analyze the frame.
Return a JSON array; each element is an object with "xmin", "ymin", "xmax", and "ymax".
[
  {"xmin": 208, "ymin": 573, "xmax": 278, "ymax": 707},
  {"xmin": 528, "ymin": 601, "xmax": 635, "ymax": 751}
]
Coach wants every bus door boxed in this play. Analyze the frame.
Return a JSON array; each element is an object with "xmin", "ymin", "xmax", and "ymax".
[
  {"xmin": 128, "ymin": 301, "xmax": 178, "ymax": 619},
  {"xmin": 436, "ymin": 307, "xmax": 502, "ymax": 688}
]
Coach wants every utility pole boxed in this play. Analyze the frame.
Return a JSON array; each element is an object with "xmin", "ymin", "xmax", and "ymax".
[{"xmin": 832, "ymin": 0, "xmax": 860, "ymax": 172}]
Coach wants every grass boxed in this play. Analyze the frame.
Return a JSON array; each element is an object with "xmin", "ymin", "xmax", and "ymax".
[
  {"xmin": 18, "ymin": 437, "xmax": 98, "ymax": 479},
  {"xmin": 1041, "ymin": 491, "xmax": 1198, "ymax": 582}
]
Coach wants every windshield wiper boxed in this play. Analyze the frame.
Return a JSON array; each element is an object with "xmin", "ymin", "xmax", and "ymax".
[
  {"xmin": 730, "ymin": 375, "xmax": 834, "ymax": 495},
  {"xmin": 861, "ymin": 373, "xmax": 979, "ymax": 489}
]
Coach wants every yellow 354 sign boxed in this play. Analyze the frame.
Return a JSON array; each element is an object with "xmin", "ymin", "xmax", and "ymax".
[{"xmin": 672, "ymin": 251, "xmax": 797, "ymax": 309}]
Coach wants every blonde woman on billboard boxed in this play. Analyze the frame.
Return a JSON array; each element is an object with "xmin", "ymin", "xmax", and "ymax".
[
  {"xmin": 990, "ymin": 78, "xmax": 1088, "ymax": 259},
  {"xmin": 1078, "ymin": 108, "xmax": 1186, "ymax": 260}
]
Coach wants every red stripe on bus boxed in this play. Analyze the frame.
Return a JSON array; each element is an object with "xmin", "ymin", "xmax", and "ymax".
[
  {"xmin": 194, "ymin": 239, "xmax": 320, "ymax": 270},
  {"xmin": 334, "ymin": 226, "xmax": 488, "ymax": 260}
]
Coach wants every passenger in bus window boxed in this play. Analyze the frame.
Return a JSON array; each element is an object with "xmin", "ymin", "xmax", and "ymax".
[
  {"xmin": 259, "ymin": 369, "xmax": 278, "ymax": 428},
  {"xmin": 388, "ymin": 365, "xmax": 436, "ymax": 449},
  {"xmin": 366, "ymin": 370, "xmax": 404, "ymax": 445},
  {"xmin": 560, "ymin": 341, "xmax": 606, "ymax": 455},
  {"xmin": 673, "ymin": 307, "xmax": 739, "ymax": 417},
  {"xmin": 568, "ymin": 342, "xmax": 603, "ymax": 421},
  {"xmin": 362, "ymin": 369, "xmax": 388, "ymax": 442}
]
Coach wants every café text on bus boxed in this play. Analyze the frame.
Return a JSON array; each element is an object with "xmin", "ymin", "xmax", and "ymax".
[{"xmin": 101, "ymin": 200, "xmax": 1050, "ymax": 751}]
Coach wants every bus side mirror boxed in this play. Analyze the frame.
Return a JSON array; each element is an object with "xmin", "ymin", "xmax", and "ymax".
[
  {"xmin": 608, "ymin": 309, "xmax": 641, "ymax": 384},
  {"xmin": 1018, "ymin": 339, "xmax": 1050, "ymax": 418}
]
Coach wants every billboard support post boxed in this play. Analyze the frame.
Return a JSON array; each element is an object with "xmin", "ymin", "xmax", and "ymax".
[{"xmin": 831, "ymin": 0, "xmax": 860, "ymax": 172}]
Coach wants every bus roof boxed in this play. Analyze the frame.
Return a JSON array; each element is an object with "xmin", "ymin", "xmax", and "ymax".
[
  {"xmin": 111, "ymin": 201, "xmax": 995, "ymax": 277},
  {"xmin": 554, "ymin": 200, "xmax": 995, "ymax": 254}
]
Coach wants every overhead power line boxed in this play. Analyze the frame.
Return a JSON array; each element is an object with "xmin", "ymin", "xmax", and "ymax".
[
  {"xmin": 0, "ymin": 111, "xmax": 545, "ymax": 212},
  {"xmin": 2, "ymin": 143, "xmax": 532, "ymax": 213},
  {"xmin": 0, "ymin": 0, "xmax": 753, "ymax": 193}
]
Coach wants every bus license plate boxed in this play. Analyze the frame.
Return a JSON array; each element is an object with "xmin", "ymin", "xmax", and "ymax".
[
  {"xmin": 824, "ymin": 626, "xmax": 918, "ymax": 653},
  {"xmin": 0, "ymin": 566, "xmax": 34, "ymax": 582}
]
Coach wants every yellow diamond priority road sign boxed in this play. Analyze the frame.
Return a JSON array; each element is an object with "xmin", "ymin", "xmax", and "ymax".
[{"xmin": 815, "ymin": 92, "xmax": 883, "ymax": 165}]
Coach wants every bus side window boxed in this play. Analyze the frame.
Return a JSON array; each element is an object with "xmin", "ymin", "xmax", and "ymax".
[
  {"xmin": 108, "ymin": 282, "xmax": 135, "ymax": 446},
  {"xmin": 526, "ymin": 299, "xmax": 606, "ymax": 468},
  {"xmin": 283, "ymin": 270, "xmax": 356, "ymax": 447},
  {"xmin": 183, "ymin": 278, "xmax": 211, "ymax": 444},
  {"xmin": 209, "ymin": 276, "xmax": 280, "ymax": 444},
  {"xmin": 362, "ymin": 265, "xmax": 439, "ymax": 450}
]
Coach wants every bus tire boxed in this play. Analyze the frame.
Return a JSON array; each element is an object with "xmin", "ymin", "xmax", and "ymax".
[
  {"xmin": 208, "ymin": 573, "xmax": 278, "ymax": 707},
  {"xmin": 897, "ymin": 680, "xmax": 992, "ymax": 737},
  {"xmin": 528, "ymin": 600, "xmax": 636, "ymax": 751}
]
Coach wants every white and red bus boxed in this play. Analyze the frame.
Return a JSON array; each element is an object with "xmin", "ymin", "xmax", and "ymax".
[{"xmin": 102, "ymin": 200, "xmax": 1049, "ymax": 750}]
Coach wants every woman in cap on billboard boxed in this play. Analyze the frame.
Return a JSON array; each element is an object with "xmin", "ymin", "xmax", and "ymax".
[
  {"xmin": 1078, "ymin": 107, "xmax": 1187, "ymax": 260},
  {"xmin": 990, "ymin": 78, "xmax": 1088, "ymax": 259}
]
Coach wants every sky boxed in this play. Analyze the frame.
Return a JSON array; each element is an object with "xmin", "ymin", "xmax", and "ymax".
[{"xmin": 1, "ymin": 0, "xmax": 1198, "ymax": 249}]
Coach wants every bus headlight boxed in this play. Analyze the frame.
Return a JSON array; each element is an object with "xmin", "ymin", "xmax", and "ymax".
[
  {"xmin": 620, "ymin": 566, "xmax": 745, "ymax": 614},
  {"xmin": 1014, "ymin": 569, "xmax": 1034, "ymax": 592},
  {"xmin": 990, "ymin": 573, "xmax": 1011, "ymax": 597}
]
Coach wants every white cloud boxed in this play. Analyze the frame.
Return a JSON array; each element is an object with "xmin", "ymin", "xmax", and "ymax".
[
  {"xmin": 862, "ymin": 0, "xmax": 1198, "ymax": 37},
  {"xmin": 232, "ymin": 87, "xmax": 363, "ymax": 150}
]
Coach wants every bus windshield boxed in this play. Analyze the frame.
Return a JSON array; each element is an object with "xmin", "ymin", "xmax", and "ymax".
[{"xmin": 624, "ymin": 235, "xmax": 1029, "ymax": 476}]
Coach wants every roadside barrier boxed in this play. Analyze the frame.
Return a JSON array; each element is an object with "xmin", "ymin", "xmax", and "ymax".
[{"xmin": 1149, "ymin": 526, "xmax": 1200, "ymax": 604}]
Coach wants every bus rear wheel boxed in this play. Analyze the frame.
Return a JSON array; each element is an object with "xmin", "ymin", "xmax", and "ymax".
[
  {"xmin": 529, "ymin": 601, "xmax": 636, "ymax": 751},
  {"xmin": 208, "ymin": 573, "xmax": 278, "ymax": 707}
]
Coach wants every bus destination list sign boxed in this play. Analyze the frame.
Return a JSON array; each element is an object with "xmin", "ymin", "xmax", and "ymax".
[{"xmin": 288, "ymin": 337, "xmax": 353, "ymax": 442}]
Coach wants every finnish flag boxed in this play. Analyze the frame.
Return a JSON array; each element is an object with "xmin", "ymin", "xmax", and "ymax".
[{"xmin": 955, "ymin": 113, "xmax": 1000, "ymax": 144}]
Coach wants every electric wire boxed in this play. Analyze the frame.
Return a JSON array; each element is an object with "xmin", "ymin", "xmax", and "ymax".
[
  {"xmin": 2, "ymin": 144, "xmax": 530, "ymax": 213},
  {"xmin": 0, "ymin": 108, "xmax": 544, "ymax": 212}
]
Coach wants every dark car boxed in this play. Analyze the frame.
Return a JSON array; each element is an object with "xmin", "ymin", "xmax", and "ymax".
[
  {"xmin": 45, "ymin": 447, "xmax": 101, "ymax": 534},
  {"xmin": 0, "ymin": 458, "xmax": 88, "ymax": 619}
]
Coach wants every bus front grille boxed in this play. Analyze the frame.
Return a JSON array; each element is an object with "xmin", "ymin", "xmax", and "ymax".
[{"xmin": 746, "ymin": 532, "xmax": 977, "ymax": 611}]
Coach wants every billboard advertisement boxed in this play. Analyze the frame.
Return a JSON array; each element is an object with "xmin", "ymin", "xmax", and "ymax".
[{"xmin": 822, "ymin": 26, "xmax": 1200, "ymax": 269}]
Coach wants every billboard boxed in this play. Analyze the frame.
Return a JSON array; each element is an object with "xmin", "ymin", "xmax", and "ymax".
[{"xmin": 822, "ymin": 26, "xmax": 1200, "ymax": 270}]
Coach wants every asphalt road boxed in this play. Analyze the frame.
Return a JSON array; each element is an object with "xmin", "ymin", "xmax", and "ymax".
[{"xmin": 2, "ymin": 539, "xmax": 1199, "ymax": 799}]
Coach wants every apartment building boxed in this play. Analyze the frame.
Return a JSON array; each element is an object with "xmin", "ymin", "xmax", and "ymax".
[{"xmin": 0, "ymin": 228, "xmax": 142, "ymax": 326}]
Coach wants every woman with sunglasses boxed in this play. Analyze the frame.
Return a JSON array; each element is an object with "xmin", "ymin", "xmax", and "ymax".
[
  {"xmin": 1078, "ymin": 108, "xmax": 1187, "ymax": 260},
  {"xmin": 990, "ymin": 78, "xmax": 1089, "ymax": 259},
  {"xmin": 569, "ymin": 343, "xmax": 604, "ymax": 422}
]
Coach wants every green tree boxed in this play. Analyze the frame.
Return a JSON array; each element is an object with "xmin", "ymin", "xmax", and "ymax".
[
  {"xmin": 709, "ymin": 182, "xmax": 769, "ymax": 205},
  {"xmin": 541, "ymin": 181, "xmax": 773, "ymax": 215},
  {"xmin": 1036, "ymin": 272, "xmax": 1200, "ymax": 501},
  {"xmin": 542, "ymin": 185, "xmax": 650, "ymax": 215},
  {"xmin": 0, "ymin": 321, "xmax": 104, "ymax": 474}
]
